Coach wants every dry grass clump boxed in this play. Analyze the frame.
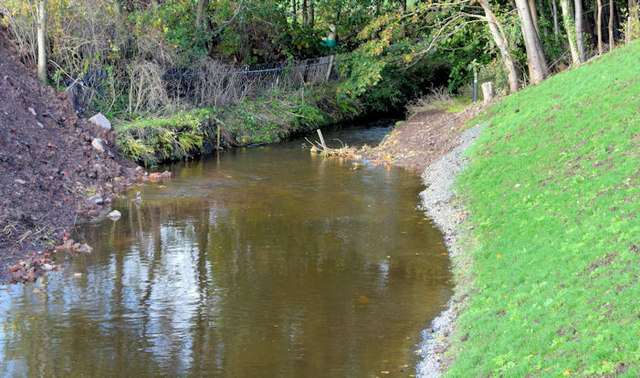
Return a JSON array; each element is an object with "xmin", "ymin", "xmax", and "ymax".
[{"xmin": 405, "ymin": 87, "xmax": 457, "ymax": 118}]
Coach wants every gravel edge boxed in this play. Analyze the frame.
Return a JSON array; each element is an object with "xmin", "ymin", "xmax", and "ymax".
[{"xmin": 415, "ymin": 125, "xmax": 483, "ymax": 377}]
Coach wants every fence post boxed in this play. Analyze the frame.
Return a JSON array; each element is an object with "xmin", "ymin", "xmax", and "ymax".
[
  {"xmin": 325, "ymin": 55, "xmax": 335, "ymax": 81},
  {"xmin": 217, "ymin": 124, "xmax": 221, "ymax": 150}
]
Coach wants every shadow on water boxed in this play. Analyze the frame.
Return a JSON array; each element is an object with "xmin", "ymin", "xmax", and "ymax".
[{"xmin": 0, "ymin": 122, "xmax": 451, "ymax": 377}]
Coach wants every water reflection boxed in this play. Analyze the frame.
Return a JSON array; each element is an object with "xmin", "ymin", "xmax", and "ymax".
[{"xmin": 0, "ymin": 138, "xmax": 451, "ymax": 376}]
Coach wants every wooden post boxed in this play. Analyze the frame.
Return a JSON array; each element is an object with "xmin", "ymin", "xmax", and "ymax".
[
  {"xmin": 325, "ymin": 55, "xmax": 335, "ymax": 81},
  {"xmin": 217, "ymin": 124, "xmax": 221, "ymax": 150},
  {"xmin": 481, "ymin": 82, "xmax": 494, "ymax": 105},
  {"xmin": 317, "ymin": 129, "xmax": 327, "ymax": 151},
  {"xmin": 37, "ymin": 0, "xmax": 47, "ymax": 84}
]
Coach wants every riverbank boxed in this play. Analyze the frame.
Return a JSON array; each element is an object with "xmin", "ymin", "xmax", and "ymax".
[{"xmin": 0, "ymin": 29, "xmax": 142, "ymax": 283}]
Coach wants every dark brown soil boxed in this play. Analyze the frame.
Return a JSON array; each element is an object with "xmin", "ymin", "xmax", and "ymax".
[
  {"xmin": 359, "ymin": 107, "xmax": 481, "ymax": 172},
  {"xmin": 0, "ymin": 28, "xmax": 140, "ymax": 283}
]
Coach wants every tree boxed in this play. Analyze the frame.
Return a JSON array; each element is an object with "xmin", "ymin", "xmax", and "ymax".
[
  {"xmin": 574, "ymin": 0, "xmax": 586, "ymax": 61},
  {"xmin": 196, "ymin": 0, "xmax": 209, "ymax": 30},
  {"xmin": 37, "ymin": 0, "xmax": 47, "ymax": 84},
  {"xmin": 480, "ymin": 0, "xmax": 520, "ymax": 92},
  {"xmin": 560, "ymin": 0, "xmax": 580, "ymax": 63},
  {"xmin": 596, "ymin": 0, "xmax": 603, "ymax": 54},
  {"xmin": 551, "ymin": 0, "xmax": 560, "ymax": 37},
  {"xmin": 528, "ymin": 0, "xmax": 540, "ymax": 34},
  {"xmin": 515, "ymin": 0, "xmax": 549, "ymax": 83},
  {"xmin": 609, "ymin": 0, "xmax": 615, "ymax": 49}
]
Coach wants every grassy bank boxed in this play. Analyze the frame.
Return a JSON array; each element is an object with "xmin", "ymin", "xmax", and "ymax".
[
  {"xmin": 115, "ymin": 84, "xmax": 361, "ymax": 167},
  {"xmin": 445, "ymin": 42, "xmax": 640, "ymax": 375}
]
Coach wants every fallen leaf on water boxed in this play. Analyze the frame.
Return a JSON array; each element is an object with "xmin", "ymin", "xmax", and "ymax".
[
  {"xmin": 381, "ymin": 371, "xmax": 390, "ymax": 375},
  {"xmin": 357, "ymin": 295, "xmax": 370, "ymax": 304}
]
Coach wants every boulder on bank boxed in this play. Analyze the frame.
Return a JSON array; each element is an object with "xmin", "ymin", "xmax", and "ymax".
[{"xmin": 89, "ymin": 112, "xmax": 111, "ymax": 130}]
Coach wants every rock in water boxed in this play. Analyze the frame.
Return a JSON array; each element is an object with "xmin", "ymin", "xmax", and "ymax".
[
  {"xmin": 89, "ymin": 112, "xmax": 111, "ymax": 130},
  {"xmin": 76, "ymin": 244, "xmax": 93, "ymax": 253},
  {"xmin": 92, "ymin": 138, "xmax": 106, "ymax": 152}
]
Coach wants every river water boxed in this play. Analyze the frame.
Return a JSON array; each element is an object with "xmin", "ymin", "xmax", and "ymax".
[{"xmin": 0, "ymin": 122, "xmax": 452, "ymax": 376}]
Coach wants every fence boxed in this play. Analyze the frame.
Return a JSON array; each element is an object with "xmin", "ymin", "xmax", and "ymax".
[{"xmin": 68, "ymin": 55, "xmax": 338, "ymax": 114}]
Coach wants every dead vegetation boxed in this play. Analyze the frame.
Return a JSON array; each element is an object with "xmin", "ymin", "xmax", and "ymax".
[{"xmin": 405, "ymin": 87, "xmax": 458, "ymax": 119}]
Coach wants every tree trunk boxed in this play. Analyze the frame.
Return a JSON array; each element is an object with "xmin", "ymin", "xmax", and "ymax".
[
  {"xmin": 481, "ymin": 0, "xmax": 520, "ymax": 93},
  {"xmin": 515, "ymin": 0, "xmax": 549, "ymax": 83},
  {"xmin": 309, "ymin": 0, "xmax": 314, "ymax": 27},
  {"xmin": 302, "ymin": 0, "xmax": 308, "ymax": 26},
  {"xmin": 292, "ymin": 0, "xmax": 297, "ymax": 24},
  {"xmin": 560, "ymin": 0, "xmax": 580, "ymax": 64},
  {"xmin": 196, "ymin": 0, "xmax": 208, "ymax": 30},
  {"xmin": 37, "ymin": 0, "xmax": 47, "ymax": 84},
  {"xmin": 528, "ymin": 0, "xmax": 541, "ymax": 34},
  {"xmin": 609, "ymin": 0, "xmax": 615, "ymax": 49},
  {"xmin": 596, "ymin": 0, "xmax": 603, "ymax": 54},
  {"xmin": 552, "ymin": 0, "xmax": 560, "ymax": 37},
  {"xmin": 574, "ymin": 0, "xmax": 586, "ymax": 62},
  {"xmin": 400, "ymin": 0, "xmax": 407, "ymax": 12}
]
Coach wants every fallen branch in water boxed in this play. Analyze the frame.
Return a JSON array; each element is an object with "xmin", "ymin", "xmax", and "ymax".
[{"xmin": 304, "ymin": 136, "xmax": 360, "ymax": 159}]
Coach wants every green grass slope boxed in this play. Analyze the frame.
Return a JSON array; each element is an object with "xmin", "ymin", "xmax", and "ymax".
[{"xmin": 447, "ymin": 42, "xmax": 640, "ymax": 375}]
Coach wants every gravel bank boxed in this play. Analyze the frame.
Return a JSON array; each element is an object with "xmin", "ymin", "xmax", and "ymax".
[{"xmin": 415, "ymin": 125, "xmax": 483, "ymax": 377}]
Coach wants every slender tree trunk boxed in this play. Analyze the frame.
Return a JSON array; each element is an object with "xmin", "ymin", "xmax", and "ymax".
[
  {"xmin": 309, "ymin": 0, "xmax": 314, "ymax": 27},
  {"xmin": 609, "ymin": 0, "xmax": 615, "ymax": 48},
  {"xmin": 560, "ymin": 0, "xmax": 580, "ymax": 63},
  {"xmin": 552, "ymin": 0, "xmax": 560, "ymax": 37},
  {"xmin": 302, "ymin": 0, "xmax": 308, "ymax": 26},
  {"xmin": 596, "ymin": 0, "xmax": 603, "ymax": 54},
  {"xmin": 37, "ymin": 0, "xmax": 47, "ymax": 84},
  {"xmin": 575, "ymin": 0, "xmax": 586, "ymax": 62},
  {"xmin": 481, "ymin": 0, "xmax": 520, "ymax": 93},
  {"xmin": 515, "ymin": 0, "xmax": 549, "ymax": 83},
  {"xmin": 196, "ymin": 0, "xmax": 208, "ymax": 30},
  {"xmin": 292, "ymin": 0, "xmax": 297, "ymax": 24},
  {"xmin": 528, "ymin": 0, "xmax": 541, "ymax": 34},
  {"xmin": 400, "ymin": 0, "xmax": 407, "ymax": 12}
]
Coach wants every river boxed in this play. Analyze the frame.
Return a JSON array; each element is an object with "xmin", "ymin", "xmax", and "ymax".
[{"xmin": 0, "ymin": 121, "xmax": 452, "ymax": 376}]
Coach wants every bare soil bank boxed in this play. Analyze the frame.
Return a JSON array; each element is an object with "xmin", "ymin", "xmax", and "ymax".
[{"xmin": 0, "ymin": 28, "xmax": 140, "ymax": 283}]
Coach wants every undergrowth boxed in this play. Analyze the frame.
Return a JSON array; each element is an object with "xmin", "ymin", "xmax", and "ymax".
[
  {"xmin": 446, "ymin": 41, "xmax": 640, "ymax": 375},
  {"xmin": 116, "ymin": 85, "xmax": 362, "ymax": 167}
]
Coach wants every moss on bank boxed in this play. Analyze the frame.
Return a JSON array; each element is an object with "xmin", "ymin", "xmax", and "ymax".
[
  {"xmin": 115, "ymin": 84, "xmax": 362, "ymax": 167},
  {"xmin": 445, "ymin": 41, "xmax": 640, "ymax": 375}
]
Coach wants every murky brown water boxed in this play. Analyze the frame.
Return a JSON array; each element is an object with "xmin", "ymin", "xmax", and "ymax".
[{"xmin": 0, "ymin": 125, "xmax": 451, "ymax": 377}]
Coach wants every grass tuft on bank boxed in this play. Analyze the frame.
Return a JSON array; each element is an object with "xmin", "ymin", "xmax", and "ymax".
[
  {"xmin": 114, "ymin": 86, "xmax": 362, "ymax": 167},
  {"xmin": 447, "ymin": 42, "xmax": 640, "ymax": 375}
]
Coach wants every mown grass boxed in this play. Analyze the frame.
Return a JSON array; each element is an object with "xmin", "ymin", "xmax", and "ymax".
[{"xmin": 447, "ymin": 42, "xmax": 640, "ymax": 375}]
